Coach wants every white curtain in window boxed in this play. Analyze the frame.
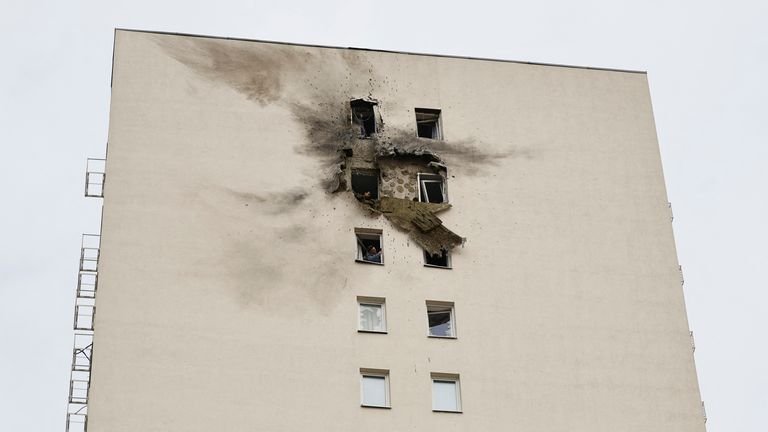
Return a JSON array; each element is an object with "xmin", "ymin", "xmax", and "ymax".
[
  {"xmin": 432, "ymin": 380, "xmax": 458, "ymax": 411},
  {"xmin": 362, "ymin": 375, "xmax": 387, "ymax": 406},
  {"xmin": 432, "ymin": 123, "xmax": 440, "ymax": 139},
  {"xmin": 359, "ymin": 304, "xmax": 383, "ymax": 331}
]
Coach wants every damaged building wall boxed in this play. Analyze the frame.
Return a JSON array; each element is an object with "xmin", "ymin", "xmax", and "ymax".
[
  {"xmin": 89, "ymin": 29, "xmax": 706, "ymax": 432},
  {"xmin": 377, "ymin": 158, "xmax": 445, "ymax": 201}
]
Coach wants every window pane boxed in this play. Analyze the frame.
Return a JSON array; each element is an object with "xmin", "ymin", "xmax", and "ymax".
[
  {"xmin": 360, "ymin": 304, "xmax": 384, "ymax": 331},
  {"xmin": 428, "ymin": 310, "xmax": 452, "ymax": 336},
  {"xmin": 423, "ymin": 180, "xmax": 444, "ymax": 203},
  {"xmin": 417, "ymin": 122, "xmax": 435, "ymax": 138},
  {"xmin": 433, "ymin": 380, "xmax": 458, "ymax": 411},
  {"xmin": 362, "ymin": 375, "xmax": 387, "ymax": 406}
]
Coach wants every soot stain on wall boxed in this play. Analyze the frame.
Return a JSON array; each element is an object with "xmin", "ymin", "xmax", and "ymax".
[
  {"xmin": 155, "ymin": 34, "xmax": 530, "ymax": 288},
  {"xmin": 154, "ymin": 35, "xmax": 309, "ymax": 105}
]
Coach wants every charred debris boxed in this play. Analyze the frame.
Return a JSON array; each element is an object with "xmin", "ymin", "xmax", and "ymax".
[{"xmin": 329, "ymin": 98, "xmax": 465, "ymax": 257}]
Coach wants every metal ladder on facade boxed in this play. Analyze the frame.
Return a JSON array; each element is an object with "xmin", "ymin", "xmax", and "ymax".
[{"xmin": 66, "ymin": 158, "xmax": 105, "ymax": 432}]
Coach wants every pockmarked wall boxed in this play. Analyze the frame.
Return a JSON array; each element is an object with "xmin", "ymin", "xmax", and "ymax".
[{"xmin": 89, "ymin": 29, "xmax": 705, "ymax": 432}]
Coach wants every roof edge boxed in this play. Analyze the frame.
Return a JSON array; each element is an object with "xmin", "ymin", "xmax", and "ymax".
[{"xmin": 113, "ymin": 28, "xmax": 647, "ymax": 75}]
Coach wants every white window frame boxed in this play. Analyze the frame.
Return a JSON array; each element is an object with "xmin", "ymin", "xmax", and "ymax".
[
  {"xmin": 431, "ymin": 373, "xmax": 462, "ymax": 413},
  {"xmin": 360, "ymin": 368, "xmax": 391, "ymax": 408},
  {"xmin": 426, "ymin": 301, "xmax": 456, "ymax": 338},
  {"xmin": 357, "ymin": 296, "xmax": 387, "ymax": 333},
  {"xmin": 417, "ymin": 173, "xmax": 448, "ymax": 203},
  {"xmin": 415, "ymin": 108, "xmax": 443, "ymax": 140},
  {"xmin": 355, "ymin": 228, "xmax": 384, "ymax": 265}
]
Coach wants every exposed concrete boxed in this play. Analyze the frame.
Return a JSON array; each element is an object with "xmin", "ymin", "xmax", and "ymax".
[
  {"xmin": 375, "ymin": 197, "xmax": 462, "ymax": 255},
  {"xmin": 287, "ymin": 99, "xmax": 466, "ymax": 252},
  {"xmin": 378, "ymin": 159, "xmax": 426, "ymax": 201}
]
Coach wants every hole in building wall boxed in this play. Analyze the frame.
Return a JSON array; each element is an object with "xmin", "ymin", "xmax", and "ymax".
[
  {"xmin": 351, "ymin": 99, "xmax": 378, "ymax": 137},
  {"xmin": 415, "ymin": 108, "xmax": 442, "ymax": 139},
  {"xmin": 352, "ymin": 169, "xmax": 380, "ymax": 200},
  {"xmin": 424, "ymin": 249, "xmax": 451, "ymax": 268}
]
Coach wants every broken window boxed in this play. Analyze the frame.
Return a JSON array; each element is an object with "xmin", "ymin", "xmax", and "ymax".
[
  {"xmin": 426, "ymin": 301, "xmax": 456, "ymax": 338},
  {"xmin": 358, "ymin": 297, "xmax": 386, "ymax": 333},
  {"xmin": 351, "ymin": 169, "xmax": 379, "ymax": 200},
  {"xmin": 415, "ymin": 108, "xmax": 442, "ymax": 139},
  {"xmin": 424, "ymin": 249, "xmax": 451, "ymax": 269},
  {"xmin": 418, "ymin": 173, "xmax": 447, "ymax": 203},
  {"xmin": 351, "ymin": 99, "xmax": 378, "ymax": 137},
  {"xmin": 355, "ymin": 229, "xmax": 384, "ymax": 265}
]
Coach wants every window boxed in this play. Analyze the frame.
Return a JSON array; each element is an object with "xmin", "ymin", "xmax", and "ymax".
[
  {"xmin": 417, "ymin": 173, "xmax": 447, "ymax": 203},
  {"xmin": 360, "ymin": 369, "xmax": 390, "ymax": 408},
  {"xmin": 355, "ymin": 229, "xmax": 384, "ymax": 265},
  {"xmin": 352, "ymin": 169, "xmax": 380, "ymax": 200},
  {"xmin": 431, "ymin": 373, "xmax": 461, "ymax": 412},
  {"xmin": 415, "ymin": 108, "xmax": 442, "ymax": 139},
  {"xmin": 358, "ymin": 297, "xmax": 386, "ymax": 333},
  {"xmin": 426, "ymin": 301, "xmax": 456, "ymax": 338},
  {"xmin": 351, "ymin": 99, "xmax": 378, "ymax": 137},
  {"xmin": 424, "ymin": 249, "xmax": 451, "ymax": 269}
]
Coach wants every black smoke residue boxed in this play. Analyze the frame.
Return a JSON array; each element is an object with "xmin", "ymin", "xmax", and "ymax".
[
  {"xmin": 287, "ymin": 101, "xmax": 357, "ymax": 192},
  {"xmin": 154, "ymin": 35, "xmax": 528, "ymax": 179},
  {"xmin": 153, "ymin": 35, "xmax": 309, "ymax": 105},
  {"xmin": 152, "ymin": 33, "xmax": 535, "ymax": 257},
  {"xmin": 223, "ymin": 186, "xmax": 309, "ymax": 214},
  {"xmin": 375, "ymin": 128, "xmax": 530, "ymax": 168}
]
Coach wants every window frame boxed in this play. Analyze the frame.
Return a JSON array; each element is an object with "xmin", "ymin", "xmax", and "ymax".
[
  {"xmin": 350, "ymin": 99, "xmax": 380, "ymax": 138},
  {"xmin": 431, "ymin": 373, "xmax": 462, "ymax": 413},
  {"xmin": 426, "ymin": 301, "xmax": 457, "ymax": 339},
  {"xmin": 355, "ymin": 228, "xmax": 384, "ymax": 265},
  {"xmin": 360, "ymin": 368, "xmax": 391, "ymax": 408},
  {"xmin": 357, "ymin": 296, "xmax": 387, "ymax": 334},
  {"xmin": 417, "ymin": 173, "xmax": 448, "ymax": 204},
  {"xmin": 414, "ymin": 108, "xmax": 443, "ymax": 140},
  {"xmin": 423, "ymin": 249, "xmax": 452, "ymax": 269}
]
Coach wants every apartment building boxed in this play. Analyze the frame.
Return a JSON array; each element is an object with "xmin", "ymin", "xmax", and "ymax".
[{"xmin": 66, "ymin": 29, "xmax": 706, "ymax": 431}]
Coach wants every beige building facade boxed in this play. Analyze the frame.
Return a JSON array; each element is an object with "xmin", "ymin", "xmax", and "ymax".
[{"xmin": 69, "ymin": 29, "xmax": 705, "ymax": 431}]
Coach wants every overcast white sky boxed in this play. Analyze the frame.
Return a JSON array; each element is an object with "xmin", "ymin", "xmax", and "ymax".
[{"xmin": 1, "ymin": 1, "xmax": 766, "ymax": 430}]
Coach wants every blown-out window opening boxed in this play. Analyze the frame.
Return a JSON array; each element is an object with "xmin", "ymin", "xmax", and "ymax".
[
  {"xmin": 424, "ymin": 249, "xmax": 451, "ymax": 268},
  {"xmin": 352, "ymin": 169, "xmax": 380, "ymax": 200},
  {"xmin": 351, "ymin": 99, "xmax": 379, "ymax": 137},
  {"xmin": 415, "ymin": 108, "xmax": 442, "ymax": 139}
]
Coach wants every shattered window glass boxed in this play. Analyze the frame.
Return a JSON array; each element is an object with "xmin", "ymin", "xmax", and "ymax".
[{"xmin": 427, "ymin": 303, "xmax": 455, "ymax": 337}]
